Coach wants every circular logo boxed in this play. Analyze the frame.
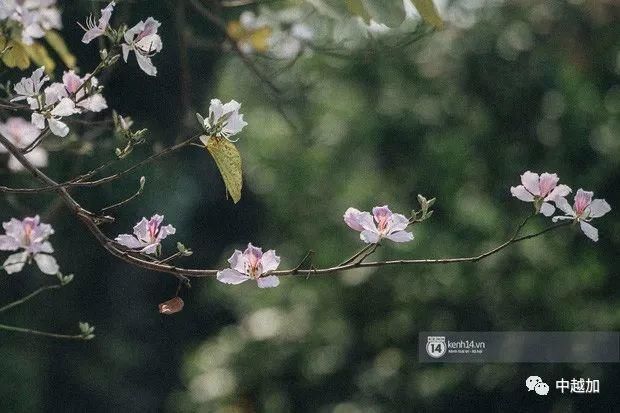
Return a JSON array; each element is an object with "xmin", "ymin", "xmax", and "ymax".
[{"xmin": 426, "ymin": 336, "xmax": 447, "ymax": 358}]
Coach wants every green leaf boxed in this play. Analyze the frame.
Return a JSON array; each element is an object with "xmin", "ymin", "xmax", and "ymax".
[
  {"xmin": 409, "ymin": 0, "xmax": 444, "ymax": 30},
  {"xmin": 201, "ymin": 135, "xmax": 243, "ymax": 203},
  {"xmin": 362, "ymin": 0, "xmax": 406, "ymax": 27},
  {"xmin": 44, "ymin": 31, "xmax": 76, "ymax": 68},
  {"xmin": 0, "ymin": 37, "xmax": 31, "ymax": 70}
]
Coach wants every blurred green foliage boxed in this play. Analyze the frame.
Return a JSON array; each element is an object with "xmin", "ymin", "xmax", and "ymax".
[{"xmin": 0, "ymin": 0, "xmax": 618, "ymax": 412}]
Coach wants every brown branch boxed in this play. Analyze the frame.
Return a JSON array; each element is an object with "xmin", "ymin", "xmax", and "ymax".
[{"xmin": 0, "ymin": 131, "xmax": 571, "ymax": 281}]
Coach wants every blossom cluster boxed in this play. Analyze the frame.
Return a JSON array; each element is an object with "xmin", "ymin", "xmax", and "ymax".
[
  {"xmin": 80, "ymin": 2, "xmax": 163, "ymax": 76},
  {"xmin": 511, "ymin": 171, "xmax": 611, "ymax": 241},
  {"xmin": 0, "ymin": 0, "xmax": 62, "ymax": 45},
  {"xmin": 10, "ymin": 66, "xmax": 107, "ymax": 137}
]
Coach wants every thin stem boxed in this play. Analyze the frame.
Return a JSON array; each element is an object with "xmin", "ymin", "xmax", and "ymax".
[
  {"xmin": 0, "ymin": 324, "xmax": 89, "ymax": 340},
  {"xmin": 0, "ymin": 284, "xmax": 61, "ymax": 313},
  {"xmin": 100, "ymin": 177, "xmax": 145, "ymax": 212}
]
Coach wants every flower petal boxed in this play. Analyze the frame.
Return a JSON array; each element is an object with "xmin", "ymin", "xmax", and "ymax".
[
  {"xmin": 554, "ymin": 196, "xmax": 574, "ymax": 216},
  {"xmin": 360, "ymin": 230, "xmax": 380, "ymax": 244},
  {"xmin": 521, "ymin": 171, "xmax": 540, "ymax": 196},
  {"xmin": 227, "ymin": 250, "xmax": 246, "ymax": 274},
  {"xmin": 579, "ymin": 221, "xmax": 599, "ymax": 242},
  {"xmin": 3, "ymin": 251, "xmax": 28, "ymax": 274},
  {"xmin": 34, "ymin": 253, "xmax": 59, "ymax": 274},
  {"xmin": 540, "ymin": 202, "xmax": 555, "ymax": 217},
  {"xmin": 386, "ymin": 230, "xmax": 414, "ymax": 243},
  {"xmin": 0, "ymin": 235, "xmax": 20, "ymax": 251},
  {"xmin": 256, "ymin": 275, "xmax": 280, "ymax": 288},
  {"xmin": 387, "ymin": 213, "xmax": 410, "ymax": 233},
  {"xmin": 217, "ymin": 268, "xmax": 250, "ymax": 285},
  {"xmin": 545, "ymin": 184, "xmax": 571, "ymax": 201},
  {"xmin": 510, "ymin": 185, "xmax": 534, "ymax": 202},
  {"xmin": 588, "ymin": 199, "xmax": 611, "ymax": 219},
  {"xmin": 114, "ymin": 234, "xmax": 144, "ymax": 249},
  {"xmin": 260, "ymin": 249, "xmax": 280, "ymax": 273},
  {"xmin": 48, "ymin": 118, "xmax": 70, "ymax": 137},
  {"xmin": 343, "ymin": 207, "xmax": 365, "ymax": 231}
]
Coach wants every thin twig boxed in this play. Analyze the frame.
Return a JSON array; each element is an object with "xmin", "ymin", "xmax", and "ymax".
[
  {"xmin": 0, "ymin": 284, "xmax": 61, "ymax": 313},
  {"xmin": 0, "ymin": 323, "xmax": 89, "ymax": 340}
]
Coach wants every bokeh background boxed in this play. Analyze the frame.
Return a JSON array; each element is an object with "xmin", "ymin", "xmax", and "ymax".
[{"xmin": 0, "ymin": 0, "xmax": 619, "ymax": 411}]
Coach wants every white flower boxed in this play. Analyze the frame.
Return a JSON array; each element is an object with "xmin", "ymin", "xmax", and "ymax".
[
  {"xmin": 510, "ymin": 171, "xmax": 572, "ymax": 216},
  {"xmin": 121, "ymin": 17, "xmax": 163, "ymax": 76},
  {"xmin": 11, "ymin": 66, "xmax": 49, "ymax": 105},
  {"xmin": 0, "ymin": 117, "xmax": 48, "ymax": 171},
  {"xmin": 552, "ymin": 189, "xmax": 611, "ymax": 242},
  {"xmin": 0, "ymin": 216, "xmax": 59, "ymax": 275},
  {"xmin": 217, "ymin": 243, "xmax": 281, "ymax": 288},
  {"xmin": 1, "ymin": 0, "xmax": 62, "ymax": 44},
  {"xmin": 81, "ymin": 1, "xmax": 115, "ymax": 44},
  {"xmin": 344, "ymin": 205, "xmax": 414, "ymax": 244},
  {"xmin": 198, "ymin": 99, "xmax": 247, "ymax": 141},
  {"xmin": 31, "ymin": 97, "xmax": 79, "ymax": 137},
  {"xmin": 114, "ymin": 214, "xmax": 176, "ymax": 255}
]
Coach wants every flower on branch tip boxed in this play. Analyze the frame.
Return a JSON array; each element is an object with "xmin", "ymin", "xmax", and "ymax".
[
  {"xmin": 510, "ymin": 171, "xmax": 571, "ymax": 216},
  {"xmin": 114, "ymin": 214, "xmax": 176, "ymax": 255},
  {"xmin": 552, "ymin": 189, "xmax": 611, "ymax": 242},
  {"xmin": 121, "ymin": 17, "xmax": 163, "ymax": 76},
  {"xmin": 197, "ymin": 99, "xmax": 247, "ymax": 141},
  {"xmin": 217, "ymin": 243, "xmax": 281, "ymax": 288},
  {"xmin": 0, "ymin": 117, "xmax": 48, "ymax": 171},
  {"xmin": 50, "ymin": 70, "xmax": 108, "ymax": 112},
  {"xmin": 80, "ymin": 1, "xmax": 115, "ymax": 44},
  {"xmin": 0, "ymin": 215, "xmax": 59, "ymax": 275},
  {"xmin": 158, "ymin": 296, "xmax": 184, "ymax": 315},
  {"xmin": 344, "ymin": 205, "xmax": 414, "ymax": 244}
]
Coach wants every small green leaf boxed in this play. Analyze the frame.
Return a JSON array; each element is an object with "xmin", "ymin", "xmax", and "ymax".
[
  {"xmin": 201, "ymin": 135, "xmax": 243, "ymax": 203},
  {"xmin": 409, "ymin": 0, "xmax": 444, "ymax": 30}
]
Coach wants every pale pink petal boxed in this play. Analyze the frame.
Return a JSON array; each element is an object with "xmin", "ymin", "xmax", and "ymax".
[
  {"xmin": 343, "ymin": 207, "xmax": 365, "ymax": 231},
  {"xmin": 227, "ymin": 250, "xmax": 246, "ymax": 274},
  {"xmin": 256, "ymin": 275, "xmax": 280, "ymax": 288},
  {"xmin": 552, "ymin": 215, "xmax": 574, "ymax": 223},
  {"xmin": 372, "ymin": 205, "xmax": 393, "ymax": 222},
  {"xmin": 140, "ymin": 243, "xmax": 159, "ymax": 255},
  {"xmin": 540, "ymin": 202, "xmax": 555, "ymax": 217},
  {"xmin": 538, "ymin": 173, "xmax": 559, "ymax": 197},
  {"xmin": 360, "ymin": 230, "xmax": 380, "ymax": 244},
  {"xmin": 50, "ymin": 98, "xmax": 78, "ymax": 117},
  {"xmin": 521, "ymin": 171, "xmax": 540, "ymax": 196},
  {"xmin": 573, "ymin": 189, "xmax": 593, "ymax": 215},
  {"xmin": 158, "ymin": 224, "xmax": 176, "ymax": 240},
  {"xmin": 260, "ymin": 250, "xmax": 280, "ymax": 273},
  {"xmin": 133, "ymin": 218, "xmax": 149, "ymax": 240},
  {"xmin": 554, "ymin": 196, "xmax": 574, "ymax": 216},
  {"xmin": 3, "ymin": 251, "xmax": 28, "ymax": 274},
  {"xmin": 31, "ymin": 113, "xmax": 46, "ymax": 130},
  {"xmin": 579, "ymin": 221, "xmax": 599, "ymax": 242},
  {"xmin": 510, "ymin": 185, "xmax": 534, "ymax": 202},
  {"xmin": 386, "ymin": 230, "xmax": 414, "ymax": 243},
  {"xmin": 134, "ymin": 53, "xmax": 157, "ymax": 76},
  {"xmin": 588, "ymin": 199, "xmax": 611, "ymax": 219},
  {"xmin": 82, "ymin": 27, "xmax": 105, "ymax": 44},
  {"xmin": 38, "ymin": 241, "xmax": 54, "ymax": 254},
  {"xmin": 48, "ymin": 118, "xmax": 69, "ymax": 137},
  {"xmin": 78, "ymin": 94, "xmax": 108, "ymax": 112},
  {"xmin": 387, "ymin": 213, "xmax": 410, "ymax": 233},
  {"xmin": 545, "ymin": 184, "xmax": 571, "ymax": 201},
  {"xmin": 114, "ymin": 234, "xmax": 144, "ymax": 249},
  {"xmin": 217, "ymin": 268, "xmax": 250, "ymax": 285},
  {"xmin": 0, "ymin": 235, "xmax": 20, "ymax": 251},
  {"xmin": 34, "ymin": 253, "xmax": 59, "ymax": 274},
  {"xmin": 121, "ymin": 44, "xmax": 131, "ymax": 62}
]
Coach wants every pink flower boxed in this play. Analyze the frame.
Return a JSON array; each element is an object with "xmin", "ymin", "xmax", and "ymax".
[
  {"xmin": 552, "ymin": 189, "xmax": 611, "ymax": 242},
  {"xmin": 114, "ymin": 214, "xmax": 176, "ymax": 254},
  {"xmin": 0, "ymin": 117, "xmax": 48, "ymax": 172},
  {"xmin": 510, "ymin": 171, "xmax": 572, "ymax": 216},
  {"xmin": 217, "ymin": 243, "xmax": 281, "ymax": 288},
  {"xmin": 81, "ymin": 1, "xmax": 115, "ymax": 44},
  {"xmin": 121, "ymin": 17, "xmax": 163, "ymax": 76},
  {"xmin": 46, "ymin": 71, "xmax": 108, "ymax": 112},
  {"xmin": 344, "ymin": 205, "xmax": 414, "ymax": 244},
  {"xmin": 0, "ymin": 216, "xmax": 59, "ymax": 274}
]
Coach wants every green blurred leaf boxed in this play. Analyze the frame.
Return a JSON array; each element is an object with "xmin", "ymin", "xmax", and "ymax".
[
  {"xmin": 0, "ymin": 36, "xmax": 30, "ymax": 70},
  {"xmin": 410, "ymin": 0, "xmax": 444, "ymax": 29},
  {"xmin": 361, "ymin": 0, "xmax": 406, "ymax": 27},
  {"xmin": 24, "ymin": 41, "xmax": 56, "ymax": 72},
  {"xmin": 201, "ymin": 135, "xmax": 243, "ymax": 203}
]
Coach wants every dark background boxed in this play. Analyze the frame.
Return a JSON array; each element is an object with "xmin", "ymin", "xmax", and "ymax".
[{"xmin": 0, "ymin": 0, "xmax": 619, "ymax": 411}]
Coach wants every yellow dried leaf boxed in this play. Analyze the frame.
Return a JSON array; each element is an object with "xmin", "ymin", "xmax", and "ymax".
[
  {"xmin": 24, "ymin": 41, "xmax": 56, "ymax": 72},
  {"xmin": 201, "ymin": 135, "xmax": 243, "ymax": 203},
  {"xmin": 410, "ymin": 0, "xmax": 444, "ymax": 30},
  {"xmin": 227, "ymin": 21, "xmax": 272, "ymax": 53},
  {"xmin": 44, "ymin": 30, "xmax": 76, "ymax": 68},
  {"xmin": 1, "ymin": 38, "xmax": 31, "ymax": 69}
]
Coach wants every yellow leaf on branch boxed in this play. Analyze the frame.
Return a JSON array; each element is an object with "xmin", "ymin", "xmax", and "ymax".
[
  {"xmin": 0, "ymin": 36, "xmax": 31, "ymax": 70},
  {"xmin": 201, "ymin": 135, "xmax": 243, "ymax": 203},
  {"xmin": 410, "ymin": 0, "xmax": 444, "ymax": 30}
]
